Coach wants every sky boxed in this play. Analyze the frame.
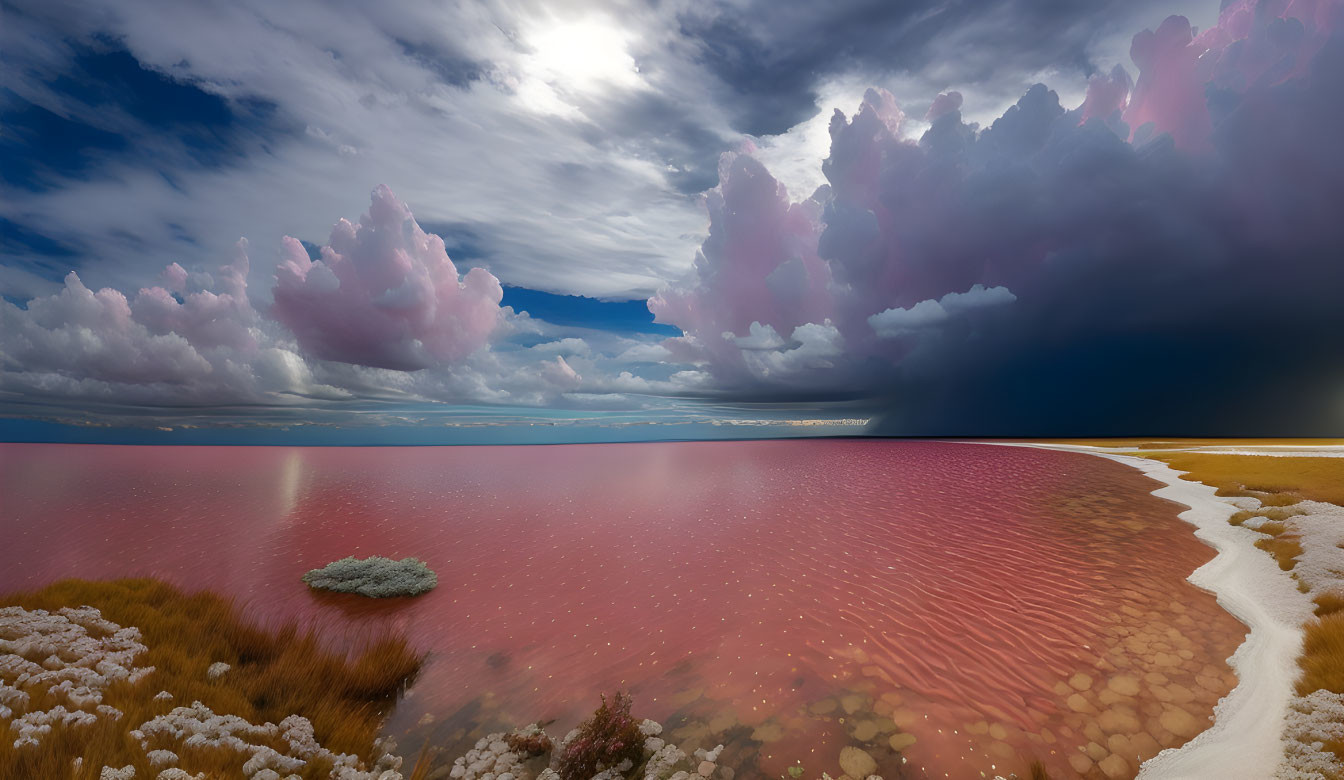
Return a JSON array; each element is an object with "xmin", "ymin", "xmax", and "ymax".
[{"xmin": 1, "ymin": 0, "xmax": 1342, "ymax": 442}]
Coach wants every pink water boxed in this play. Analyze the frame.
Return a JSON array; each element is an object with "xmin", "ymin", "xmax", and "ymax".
[{"xmin": 0, "ymin": 441, "xmax": 1243, "ymax": 779}]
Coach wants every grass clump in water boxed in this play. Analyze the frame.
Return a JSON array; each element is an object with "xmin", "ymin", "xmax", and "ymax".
[{"xmin": 303, "ymin": 556, "xmax": 438, "ymax": 598}]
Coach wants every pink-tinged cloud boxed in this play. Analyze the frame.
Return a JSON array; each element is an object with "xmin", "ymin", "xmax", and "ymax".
[
  {"xmin": 133, "ymin": 240, "xmax": 258, "ymax": 352},
  {"xmin": 926, "ymin": 91, "xmax": 963, "ymax": 121},
  {"xmin": 2, "ymin": 244, "xmax": 270, "ymax": 395},
  {"xmin": 540, "ymin": 355, "xmax": 582, "ymax": 388},
  {"xmin": 272, "ymin": 185, "xmax": 504, "ymax": 371},
  {"xmin": 3, "ymin": 271, "xmax": 213, "ymax": 386},
  {"xmin": 1124, "ymin": 0, "xmax": 1340, "ymax": 148},
  {"xmin": 648, "ymin": 151, "xmax": 833, "ymax": 376},
  {"xmin": 161, "ymin": 263, "xmax": 188, "ymax": 294},
  {"xmin": 1077, "ymin": 65, "xmax": 1132, "ymax": 126},
  {"xmin": 1125, "ymin": 15, "xmax": 1212, "ymax": 148}
]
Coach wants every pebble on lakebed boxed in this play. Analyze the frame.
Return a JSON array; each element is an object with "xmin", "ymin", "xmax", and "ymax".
[{"xmin": 302, "ymin": 555, "xmax": 438, "ymax": 598}]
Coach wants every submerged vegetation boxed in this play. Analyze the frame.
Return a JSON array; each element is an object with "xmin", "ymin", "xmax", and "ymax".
[
  {"xmin": 0, "ymin": 578, "xmax": 421, "ymax": 778},
  {"xmin": 303, "ymin": 556, "xmax": 438, "ymax": 598}
]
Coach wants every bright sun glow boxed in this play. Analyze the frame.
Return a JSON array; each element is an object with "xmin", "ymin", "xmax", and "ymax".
[{"xmin": 527, "ymin": 18, "xmax": 640, "ymax": 92}]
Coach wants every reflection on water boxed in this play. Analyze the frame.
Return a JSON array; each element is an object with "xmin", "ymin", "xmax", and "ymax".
[{"xmin": 0, "ymin": 441, "xmax": 1244, "ymax": 778}]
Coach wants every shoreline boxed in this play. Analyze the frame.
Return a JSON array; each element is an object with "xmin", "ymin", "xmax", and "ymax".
[{"xmin": 990, "ymin": 442, "xmax": 1316, "ymax": 778}]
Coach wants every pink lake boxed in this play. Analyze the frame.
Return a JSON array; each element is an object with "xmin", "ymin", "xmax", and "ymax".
[{"xmin": 0, "ymin": 440, "xmax": 1244, "ymax": 779}]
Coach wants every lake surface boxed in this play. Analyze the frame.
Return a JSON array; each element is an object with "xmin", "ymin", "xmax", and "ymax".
[{"xmin": 0, "ymin": 440, "xmax": 1244, "ymax": 778}]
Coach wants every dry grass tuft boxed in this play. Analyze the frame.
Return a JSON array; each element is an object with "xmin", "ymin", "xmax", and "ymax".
[
  {"xmin": 1230, "ymin": 506, "xmax": 1307, "ymax": 527},
  {"xmin": 0, "ymin": 578, "xmax": 421, "ymax": 779},
  {"xmin": 1254, "ymin": 534, "xmax": 1304, "ymax": 572},
  {"xmin": 1315, "ymin": 593, "xmax": 1344, "ymax": 619},
  {"xmin": 1297, "ymin": 613, "xmax": 1344, "ymax": 696}
]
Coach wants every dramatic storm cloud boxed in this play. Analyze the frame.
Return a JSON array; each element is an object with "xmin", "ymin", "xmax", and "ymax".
[
  {"xmin": 650, "ymin": 0, "xmax": 1344, "ymax": 434},
  {"xmin": 1, "ymin": 0, "xmax": 1341, "ymax": 436}
]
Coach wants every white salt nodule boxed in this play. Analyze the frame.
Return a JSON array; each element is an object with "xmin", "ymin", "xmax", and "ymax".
[{"xmin": 2, "ymin": 605, "xmax": 152, "ymax": 748}]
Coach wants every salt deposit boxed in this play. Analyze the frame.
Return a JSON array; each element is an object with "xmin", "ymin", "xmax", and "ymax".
[
  {"xmin": 1, "ymin": 605, "xmax": 152, "ymax": 748},
  {"xmin": 137, "ymin": 701, "xmax": 403, "ymax": 779},
  {"xmin": 444, "ymin": 722, "xmax": 741, "ymax": 780},
  {"xmin": 0, "ymin": 603, "xmax": 404, "ymax": 779}
]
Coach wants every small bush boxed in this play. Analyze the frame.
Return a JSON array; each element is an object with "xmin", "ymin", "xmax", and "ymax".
[
  {"xmin": 556, "ymin": 692, "xmax": 644, "ymax": 780},
  {"xmin": 302, "ymin": 556, "xmax": 437, "ymax": 598}
]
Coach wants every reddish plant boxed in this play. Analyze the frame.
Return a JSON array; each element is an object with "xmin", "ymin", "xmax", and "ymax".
[{"xmin": 555, "ymin": 691, "xmax": 645, "ymax": 780}]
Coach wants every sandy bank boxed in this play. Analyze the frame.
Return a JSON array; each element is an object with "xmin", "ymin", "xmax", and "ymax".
[{"xmin": 985, "ymin": 442, "xmax": 1315, "ymax": 779}]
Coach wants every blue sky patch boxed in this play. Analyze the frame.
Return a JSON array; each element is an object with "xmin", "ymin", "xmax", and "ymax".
[{"xmin": 502, "ymin": 286, "xmax": 681, "ymax": 336}]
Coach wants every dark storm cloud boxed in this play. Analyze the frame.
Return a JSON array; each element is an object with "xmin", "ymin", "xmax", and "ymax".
[
  {"xmin": 652, "ymin": 1, "xmax": 1344, "ymax": 435},
  {"xmin": 676, "ymin": 0, "xmax": 1175, "ymax": 136}
]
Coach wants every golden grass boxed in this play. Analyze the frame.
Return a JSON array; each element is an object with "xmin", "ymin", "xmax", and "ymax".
[
  {"xmin": 1297, "ymin": 613, "xmax": 1344, "ymax": 696},
  {"xmin": 1133, "ymin": 452, "xmax": 1344, "ymax": 506},
  {"xmin": 1040, "ymin": 438, "xmax": 1344, "ymax": 449},
  {"xmin": 1255, "ymin": 534, "xmax": 1305, "ymax": 572},
  {"xmin": 1314, "ymin": 593, "xmax": 1344, "ymax": 619},
  {"xmin": 1230, "ymin": 505, "xmax": 1307, "ymax": 526},
  {"xmin": 0, "ymin": 578, "xmax": 421, "ymax": 779}
]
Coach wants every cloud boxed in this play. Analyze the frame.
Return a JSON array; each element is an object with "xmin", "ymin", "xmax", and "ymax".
[
  {"xmin": 539, "ymin": 356, "xmax": 582, "ymax": 388},
  {"xmin": 0, "ymin": 0, "xmax": 724, "ymax": 300},
  {"xmin": 869, "ymin": 284, "xmax": 1017, "ymax": 337},
  {"xmin": 3, "ymin": 271, "xmax": 214, "ymax": 387},
  {"xmin": 647, "ymin": 0, "xmax": 1344, "ymax": 433},
  {"xmin": 4, "ymin": 0, "xmax": 1343, "ymax": 435},
  {"xmin": 741, "ymin": 320, "xmax": 844, "ymax": 379},
  {"xmin": 723, "ymin": 321, "xmax": 786, "ymax": 349},
  {"xmin": 272, "ymin": 185, "xmax": 504, "ymax": 370},
  {"xmin": 529, "ymin": 337, "xmax": 591, "ymax": 357},
  {"xmin": 132, "ymin": 240, "xmax": 259, "ymax": 351},
  {"xmin": 614, "ymin": 342, "xmax": 672, "ymax": 363},
  {"xmin": 1, "ymin": 185, "xmax": 686, "ymax": 419}
]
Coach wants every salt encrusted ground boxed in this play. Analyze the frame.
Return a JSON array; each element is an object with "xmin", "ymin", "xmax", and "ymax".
[
  {"xmin": 997, "ymin": 442, "xmax": 1344, "ymax": 779},
  {"xmin": 0, "ymin": 605, "xmax": 403, "ymax": 779},
  {"xmin": 441, "ymin": 719, "xmax": 791, "ymax": 780}
]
